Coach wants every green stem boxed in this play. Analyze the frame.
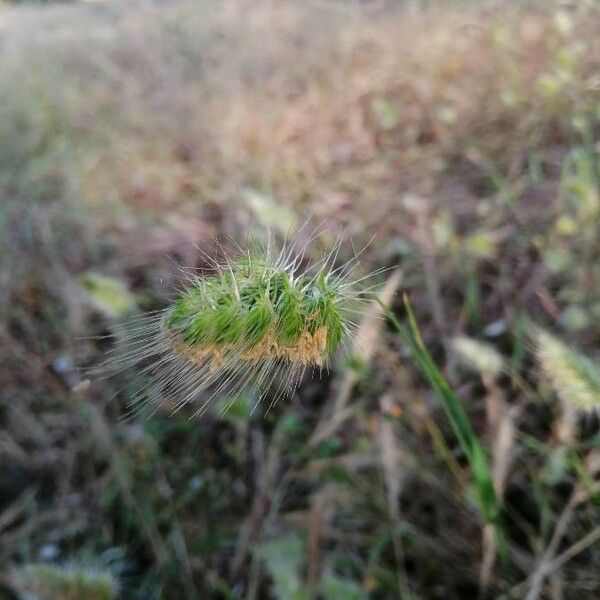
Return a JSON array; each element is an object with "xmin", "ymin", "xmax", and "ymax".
[{"xmin": 373, "ymin": 294, "xmax": 506, "ymax": 559}]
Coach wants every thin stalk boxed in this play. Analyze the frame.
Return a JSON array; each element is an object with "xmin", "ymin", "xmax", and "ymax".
[{"xmin": 374, "ymin": 293, "xmax": 506, "ymax": 560}]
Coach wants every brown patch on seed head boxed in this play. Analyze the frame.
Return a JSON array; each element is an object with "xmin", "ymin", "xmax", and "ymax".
[{"xmin": 170, "ymin": 326, "xmax": 329, "ymax": 369}]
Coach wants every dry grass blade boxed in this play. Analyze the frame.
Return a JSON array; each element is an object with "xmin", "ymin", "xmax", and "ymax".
[
  {"xmin": 524, "ymin": 451, "xmax": 600, "ymax": 600},
  {"xmin": 378, "ymin": 394, "xmax": 412, "ymax": 599}
]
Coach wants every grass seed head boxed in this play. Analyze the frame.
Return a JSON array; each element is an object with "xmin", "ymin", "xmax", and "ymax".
[
  {"xmin": 101, "ymin": 235, "xmax": 372, "ymax": 416},
  {"xmin": 534, "ymin": 328, "xmax": 600, "ymax": 413},
  {"xmin": 451, "ymin": 336, "xmax": 504, "ymax": 378}
]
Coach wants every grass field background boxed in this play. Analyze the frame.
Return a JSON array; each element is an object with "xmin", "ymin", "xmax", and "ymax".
[{"xmin": 1, "ymin": 1, "xmax": 599, "ymax": 598}]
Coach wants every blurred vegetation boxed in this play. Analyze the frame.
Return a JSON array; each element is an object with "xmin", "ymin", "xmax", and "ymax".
[{"xmin": 0, "ymin": 0, "xmax": 599, "ymax": 598}]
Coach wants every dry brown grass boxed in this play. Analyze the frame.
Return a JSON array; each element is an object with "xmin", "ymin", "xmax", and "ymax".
[{"xmin": 1, "ymin": 1, "xmax": 597, "ymax": 229}]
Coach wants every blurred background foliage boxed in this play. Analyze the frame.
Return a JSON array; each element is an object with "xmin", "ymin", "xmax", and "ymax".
[{"xmin": 0, "ymin": 0, "xmax": 599, "ymax": 598}]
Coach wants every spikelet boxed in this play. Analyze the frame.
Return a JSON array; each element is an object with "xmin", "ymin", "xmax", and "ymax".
[
  {"xmin": 98, "ymin": 233, "xmax": 374, "ymax": 416},
  {"xmin": 534, "ymin": 328, "xmax": 600, "ymax": 413},
  {"xmin": 11, "ymin": 563, "xmax": 118, "ymax": 600},
  {"xmin": 451, "ymin": 336, "xmax": 504, "ymax": 378}
]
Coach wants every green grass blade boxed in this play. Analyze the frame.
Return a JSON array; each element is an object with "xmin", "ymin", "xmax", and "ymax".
[{"xmin": 375, "ymin": 295, "xmax": 503, "ymax": 534}]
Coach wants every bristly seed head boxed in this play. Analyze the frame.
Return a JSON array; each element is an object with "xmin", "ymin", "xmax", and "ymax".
[
  {"xmin": 451, "ymin": 336, "xmax": 504, "ymax": 378},
  {"xmin": 99, "ymin": 235, "xmax": 374, "ymax": 417},
  {"xmin": 164, "ymin": 257, "xmax": 344, "ymax": 368},
  {"xmin": 534, "ymin": 328, "xmax": 600, "ymax": 414}
]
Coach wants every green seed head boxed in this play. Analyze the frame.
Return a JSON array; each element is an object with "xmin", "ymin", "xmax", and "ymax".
[
  {"xmin": 165, "ymin": 257, "xmax": 350, "ymax": 367},
  {"xmin": 102, "ymin": 235, "xmax": 373, "ymax": 415}
]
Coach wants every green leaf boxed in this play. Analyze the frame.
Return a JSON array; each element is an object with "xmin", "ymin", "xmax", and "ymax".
[
  {"xmin": 80, "ymin": 273, "xmax": 137, "ymax": 318},
  {"xmin": 256, "ymin": 535, "xmax": 309, "ymax": 600},
  {"xmin": 321, "ymin": 573, "xmax": 366, "ymax": 600},
  {"xmin": 371, "ymin": 98, "xmax": 399, "ymax": 130},
  {"xmin": 242, "ymin": 188, "xmax": 298, "ymax": 236},
  {"xmin": 16, "ymin": 563, "xmax": 118, "ymax": 600},
  {"xmin": 216, "ymin": 394, "xmax": 253, "ymax": 422}
]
